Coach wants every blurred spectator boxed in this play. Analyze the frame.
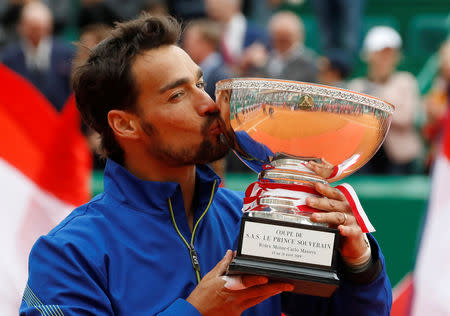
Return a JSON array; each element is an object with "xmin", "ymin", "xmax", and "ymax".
[
  {"xmin": 0, "ymin": 0, "xmax": 23, "ymax": 48},
  {"xmin": 182, "ymin": 19, "xmax": 230, "ymax": 100},
  {"xmin": 144, "ymin": 0, "xmax": 168, "ymax": 16},
  {"xmin": 204, "ymin": 0, "xmax": 268, "ymax": 70},
  {"xmin": 318, "ymin": 49, "xmax": 352, "ymax": 87},
  {"xmin": 242, "ymin": 0, "xmax": 272, "ymax": 26},
  {"xmin": 267, "ymin": 0, "xmax": 307, "ymax": 8},
  {"xmin": 73, "ymin": 23, "xmax": 112, "ymax": 170},
  {"xmin": 40, "ymin": 0, "xmax": 71, "ymax": 35},
  {"xmin": 348, "ymin": 26, "xmax": 423, "ymax": 174},
  {"xmin": 167, "ymin": 0, "xmax": 205, "ymax": 22},
  {"xmin": 0, "ymin": 0, "xmax": 70, "ymax": 49},
  {"xmin": 73, "ymin": 24, "xmax": 111, "ymax": 68},
  {"xmin": 311, "ymin": 0, "xmax": 365, "ymax": 61},
  {"xmin": 422, "ymin": 40, "xmax": 450, "ymax": 171},
  {"xmin": 242, "ymin": 11, "xmax": 318, "ymax": 83},
  {"xmin": 78, "ymin": 0, "xmax": 157, "ymax": 28},
  {"xmin": 1, "ymin": 1, "xmax": 74, "ymax": 112}
]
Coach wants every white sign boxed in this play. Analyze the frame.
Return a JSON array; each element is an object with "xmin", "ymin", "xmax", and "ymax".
[{"xmin": 241, "ymin": 221, "xmax": 336, "ymax": 267}]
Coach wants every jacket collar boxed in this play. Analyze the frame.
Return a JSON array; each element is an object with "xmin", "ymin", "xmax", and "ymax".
[{"xmin": 103, "ymin": 159, "xmax": 221, "ymax": 213}]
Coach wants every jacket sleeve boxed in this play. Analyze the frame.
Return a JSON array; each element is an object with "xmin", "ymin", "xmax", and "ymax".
[
  {"xmin": 156, "ymin": 298, "xmax": 202, "ymax": 316},
  {"xmin": 329, "ymin": 234, "xmax": 392, "ymax": 315},
  {"xmin": 20, "ymin": 235, "xmax": 204, "ymax": 316},
  {"xmin": 282, "ymin": 234, "xmax": 392, "ymax": 316},
  {"xmin": 20, "ymin": 235, "xmax": 114, "ymax": 315}
]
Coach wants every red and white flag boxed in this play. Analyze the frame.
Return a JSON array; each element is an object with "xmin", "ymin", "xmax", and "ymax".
[
  {"xmin": 410, "ymin": 112, "xmax": 450, "ymax": 316},
  {"xmin": 391, "ymin": 273, "xmax": 414, "ymax": 316},
  {"xmin": 0, "ymin": 65, "xmax": 92, "ymax": 315}
]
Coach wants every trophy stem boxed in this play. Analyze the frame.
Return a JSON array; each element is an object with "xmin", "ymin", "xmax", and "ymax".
[
  {"xmin": 260, "ymin": 168, "xmax": 327, "ymax": 186},
  {"xmin": 245, "ymin": 156, "xmax": 328, "ymax": 226},
  {"xmin": 261, "ymin": 157, "xmax": 328, "ymax": 184}
]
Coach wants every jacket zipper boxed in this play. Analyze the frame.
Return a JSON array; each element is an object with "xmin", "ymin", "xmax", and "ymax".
[{"xmin": 168, "ymin": 180, "xmax": 217, "ymax": 284}]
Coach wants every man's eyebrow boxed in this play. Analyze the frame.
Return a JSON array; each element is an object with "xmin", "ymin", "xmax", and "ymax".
[
  {"xmin": 159, "ymin": 78, "xmax": 189, "ymax": 94},
  {"xmin": 197, "ymin": 68, "xmax": 203, "ymax": 80},
  {"xmin": 159, "ymin": 68, "xmax": 204, "ymax": 94}
]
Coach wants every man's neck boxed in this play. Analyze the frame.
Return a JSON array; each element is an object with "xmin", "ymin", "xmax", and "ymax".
[{"xmin": 125, "ymin": 155, "xmax": 197, "ymax": 231}]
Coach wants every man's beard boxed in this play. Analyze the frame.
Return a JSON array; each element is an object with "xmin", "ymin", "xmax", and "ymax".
[{"xmin": 141, "ymin": 113, "xmax": 231, "ymax": 166}]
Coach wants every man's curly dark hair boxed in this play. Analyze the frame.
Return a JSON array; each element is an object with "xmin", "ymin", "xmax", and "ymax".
[{"xmin": 72, "ymin": 15, "xmax": 181, "ymax": 165}]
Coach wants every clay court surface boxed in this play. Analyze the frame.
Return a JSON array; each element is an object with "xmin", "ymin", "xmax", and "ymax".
[{"xmin": 231, "ymin": 108, "xmax": 383, "ymax": 174}]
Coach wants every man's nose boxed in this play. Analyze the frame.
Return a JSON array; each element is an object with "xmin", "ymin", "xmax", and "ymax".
[{"xmin": 197, "ymin": 90, "xmax": 221, "ymax": 116}]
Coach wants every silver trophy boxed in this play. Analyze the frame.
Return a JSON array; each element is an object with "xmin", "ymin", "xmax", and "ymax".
[{"xmin": 215, "ymin": 78, "xmax": 394, "ymax": 297}]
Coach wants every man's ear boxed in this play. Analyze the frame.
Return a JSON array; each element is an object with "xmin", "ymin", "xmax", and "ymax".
[{"xmin": 107, "ymin": 110, "xmax": 140, "ymax": 140}]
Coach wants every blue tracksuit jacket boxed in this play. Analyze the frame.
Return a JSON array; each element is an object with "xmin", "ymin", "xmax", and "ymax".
[{"xmin": 20, "ymin": 159, "xmax": 391, "ymax": 315}]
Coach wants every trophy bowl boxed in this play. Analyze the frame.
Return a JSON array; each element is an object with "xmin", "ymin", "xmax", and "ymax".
[{"xmin": 215, "ymin": 78, "xmax": 394, "ymax": 297}]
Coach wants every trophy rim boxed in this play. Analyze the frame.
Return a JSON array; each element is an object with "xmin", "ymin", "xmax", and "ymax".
[{"xmin": 216, "ymin": 77, "xmax": 395, "ymax": 115}]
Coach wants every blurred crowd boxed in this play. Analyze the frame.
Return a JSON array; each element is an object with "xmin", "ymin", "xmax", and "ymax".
[{"xmin": 1, "ymin": 0, "xmax": 449, "ymax": 176}]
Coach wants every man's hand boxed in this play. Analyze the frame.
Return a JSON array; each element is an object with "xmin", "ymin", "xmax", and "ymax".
[
  {"xmin": 305, "ymin": 159, "xmax": 334, "ymax": 179},
  {"xmin": 186, "ymin": 250, "xmax": 293, "ymax": 316},
  {"xmin": 306, "ymin": 183, "xmax": 370, "ymax": 266}
]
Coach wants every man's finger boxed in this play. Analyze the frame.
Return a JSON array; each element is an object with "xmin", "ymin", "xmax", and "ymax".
[
  {"xmin": 306, "ymin": 163, "xmax": 325, "ymax": 173},
  {"xmin": 305, "ymin": 161, "xmax": 333, "ymax": 178},
  {"xmin": 338, "ymin": 224, "xmax": 361, "ymax": 238},
  {"xmin": 314, "ymin": 183, "xmax": 345, "ymax": 201},
  {"xmin": 239, "ymin": 282, "xmax": 293, "ymax": 299},
  {"xmin": 222, "ymin": 275, "xmax": 247, "ymax": 290},
  {"xmin": 306, "ymin": 196, "xmax": 346, "ymax": 213},
  {"xmin": 306, "ymin": 161, "xmax": 322, "ymax": 170},
  {"xmin": 213, "ymin": 250, "xmax": 234, "ymax": 276},
  {"xmin": 311, "ymin": 212, "xmax": 353, "ymax": 226},
  {"xmin": 221, "ymin": 275, "xmax": 268, "ymax": 291},
  {"xmin": 241, "ymin": 275, "xmax": 269, "ymax": 288}
]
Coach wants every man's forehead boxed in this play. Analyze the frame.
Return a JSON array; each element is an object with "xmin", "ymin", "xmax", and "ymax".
[
  {"xmin": 132, "ymin": 45, "xmax": 200, "ymax": 89},
  {"xmin": 134, "ymin": 45, "xmax": 193, "ymax": 69}
]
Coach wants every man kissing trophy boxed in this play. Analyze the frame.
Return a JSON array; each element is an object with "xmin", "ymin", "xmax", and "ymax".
[{"xmin": 215, "ymin": 78, "xmax": 394, "ymax": 297}]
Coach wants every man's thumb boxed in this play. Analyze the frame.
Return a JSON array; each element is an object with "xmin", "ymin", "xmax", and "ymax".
[{"xmin": 214, "ymin": 249, "xmax": 233, "ymax": 276}]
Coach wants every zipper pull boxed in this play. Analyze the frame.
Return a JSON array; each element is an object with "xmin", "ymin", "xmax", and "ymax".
[{"xmin": 189, "ymin": 245, "xmax": 200, "ymax": 272}]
